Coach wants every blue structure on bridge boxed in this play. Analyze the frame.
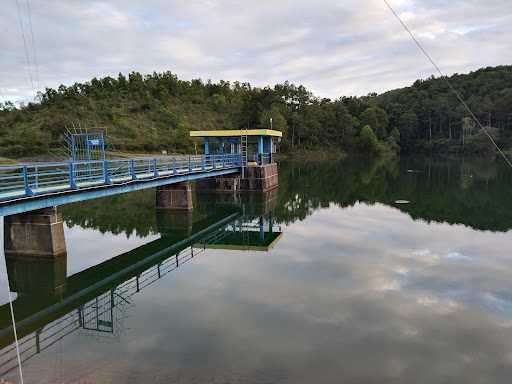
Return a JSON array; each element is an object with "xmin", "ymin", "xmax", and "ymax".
[
  {"xmin": 190, "ymin": 129, "xmax": 282, "ymax": 165},
  {"xmin": 65, "ymin": 129, "xmax": 106, "ymax": 162}
]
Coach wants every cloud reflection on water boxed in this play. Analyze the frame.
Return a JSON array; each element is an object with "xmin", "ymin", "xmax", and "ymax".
[{"xmin": 5, "ymin": 200, "xmax": 512, "ymax": 383}]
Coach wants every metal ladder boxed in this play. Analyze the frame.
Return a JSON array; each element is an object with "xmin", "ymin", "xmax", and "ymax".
[{"xmin": 240, "ymin": 130, "xmax": 248, "ymax": 178}]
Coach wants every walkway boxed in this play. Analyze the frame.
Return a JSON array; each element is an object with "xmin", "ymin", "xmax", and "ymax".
[{"xmin": 0, "ymin": 154, "xmax": 242, "ymax": 216}]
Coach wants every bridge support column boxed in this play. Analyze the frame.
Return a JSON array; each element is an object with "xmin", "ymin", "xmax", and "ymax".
[
  {"xmin": 240, "ymin": 163, "xmax": 278, "ymax": 192},
  {"xmin": 4, "ymin": 207, "xmax": 67, "ymax": 297},
  {"xmin": 4, "ymin": 207, "xmax": 67, "ymax": 258},
  {"xmin": 156, "ymin": 182, "xmax": 193, "ymax": 210}
]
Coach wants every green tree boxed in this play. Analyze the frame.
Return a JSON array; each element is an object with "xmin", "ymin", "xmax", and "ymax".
[
  {"xmin": 259, "ymin": 105, "xmax": 288, "ymax": 133},
  {"xmin": 360, "ymin": 106, "xmax": 389, "ymax": 139},
  {"xmin": 398, "ymin": 110, "xmax": 419, "ymax": 146},
  {"xmin": 359, "ymin": 125, "xmax": 380, "ymax": 154}
]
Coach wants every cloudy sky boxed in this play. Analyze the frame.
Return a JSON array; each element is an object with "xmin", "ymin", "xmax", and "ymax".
[{"xmin": 1, "ymin": 0, "xmax": 511, "ymax": 103}]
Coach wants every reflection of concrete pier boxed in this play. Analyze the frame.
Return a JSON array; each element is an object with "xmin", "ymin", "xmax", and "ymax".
[
  {"xmin": 156, "ymin": 209, "xmax": 194, "ymax": 237},
  {"xmin": 6, "ymin": 256, "xmax": 67, "ymax": 298},
  {"xmin": 200, "ymin": 188, "xmax": 278, "ymax": 216}
]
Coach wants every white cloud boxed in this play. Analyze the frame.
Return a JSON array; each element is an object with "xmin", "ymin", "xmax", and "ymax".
[{"xmin": 1, "ymin": 0, "xmax": 511, "ymax": 103}]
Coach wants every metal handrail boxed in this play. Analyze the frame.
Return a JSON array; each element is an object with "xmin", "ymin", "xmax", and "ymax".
[{"xmin": 0, "ymin": 153, "xmax": 253, "ymax": 202}]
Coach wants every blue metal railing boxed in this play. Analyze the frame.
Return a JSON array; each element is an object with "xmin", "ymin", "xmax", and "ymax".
[
  {"xmin": 0, "ymin": 153, "xmax": 244, "ymax": 202},
  {"xmin": 246, "ymin": 153, "xmax": 272, "ymax": 165}
]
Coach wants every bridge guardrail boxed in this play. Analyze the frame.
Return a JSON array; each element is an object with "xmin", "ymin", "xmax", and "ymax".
[{"xmin": 0, "ymin": 153, "xmax": 245, "ymax": 202}]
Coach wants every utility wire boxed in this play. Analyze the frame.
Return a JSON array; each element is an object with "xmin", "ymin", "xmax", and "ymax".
[
  {"xmin": 15, "ymin": 0, "xmax": 35, "ymax": 92},
  {"xmin": 25, "ymin": 0, "xmax": 40, "ymax": 90},
  {"xmin": 4, "ymin": 280, "xmax": 24, "ymax": 384},
  {"xmin": 383, "ymin": 0, "xmax": 512, "ymax": 169}
]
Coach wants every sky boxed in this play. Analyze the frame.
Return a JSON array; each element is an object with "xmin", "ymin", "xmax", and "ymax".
[{"xmin": 1, "ymin": 0, "xmax": 511, "ymax": 103}]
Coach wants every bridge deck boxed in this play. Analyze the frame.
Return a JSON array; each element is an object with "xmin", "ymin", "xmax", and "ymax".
[{"xmin": 0, "ymin": 154, "xmax": 245, "ymax": 216}]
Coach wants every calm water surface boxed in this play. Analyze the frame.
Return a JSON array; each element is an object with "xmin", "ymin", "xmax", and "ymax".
[{"xmin": 1, "ymin": 157, "xmax": 512, "ymax": 383}]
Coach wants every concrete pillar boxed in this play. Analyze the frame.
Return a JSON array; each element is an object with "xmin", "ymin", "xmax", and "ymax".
[
  {"xmin": 156, "ymin": 182, "xmax": 193, "ymax": 210},
  {"xmin": 4, "ymin": 207, "xmax": 67, "ymax": 258},
  {"xmin": 196, "ymin": 164, "xmax": 279, "ymax": 194},
  {"xmin": 240, "ymin": 164, "xmax": 279, "ymax": 192}
]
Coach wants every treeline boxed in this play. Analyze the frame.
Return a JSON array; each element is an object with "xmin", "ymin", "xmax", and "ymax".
[
  {"xmin": 1, "ymin": 65, "xmax": 512, "ymax": 157},
  {"xmin": 378, "ymin": 65, "xmax": 512, "ymax": 154}
]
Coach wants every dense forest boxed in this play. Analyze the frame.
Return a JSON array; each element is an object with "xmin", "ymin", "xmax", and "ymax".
[{"xmin": 1, "ymin": 65, "xmax": 512, "ymax": 157}]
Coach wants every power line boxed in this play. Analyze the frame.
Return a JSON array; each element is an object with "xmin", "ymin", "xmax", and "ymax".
[
  {"xmin": 15, "ymin": 0, "xmax": 34, "ymax": 92},
  {"xmin": 383, "ymin": 0, "xmax": 512, "ymax": 169},
  {"xmin": 25, "ymin": 0, "xmax": 40, "ymax": 90},
  {"xmin": 4, "ymin": 279, "xmax": 24, "ymax": 384}
]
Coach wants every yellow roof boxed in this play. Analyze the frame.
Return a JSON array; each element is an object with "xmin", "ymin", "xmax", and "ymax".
[{"xmin": 190, "ymin": 129, "xmax": 282, "ymax": 138}]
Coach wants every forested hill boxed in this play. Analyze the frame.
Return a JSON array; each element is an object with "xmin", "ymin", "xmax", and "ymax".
[
  {"xmin": 1, "ymin": 65, "xmax": 511, "ymax": 157},
  {"xmin": 378, "ymin": 65, "xmax": 512, "ymax": 154}
]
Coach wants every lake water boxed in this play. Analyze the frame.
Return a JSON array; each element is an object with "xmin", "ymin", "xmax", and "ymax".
[{"xmin": 1, "ymin": 156, "xmax": 512, "ymax": 383}]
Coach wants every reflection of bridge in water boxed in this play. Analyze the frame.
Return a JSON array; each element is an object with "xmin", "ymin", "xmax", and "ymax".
[{"xmin": 0, "ymin": 191, "xmax": 282, "ymax": 377}]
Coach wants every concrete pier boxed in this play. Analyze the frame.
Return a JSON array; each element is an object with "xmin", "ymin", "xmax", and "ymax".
[
  {"xmin": 197, "ymin": 164, "xmax": 279, "ymax": 193},
  {"xmin": 4, "ymin": 207, "xmax": 67, "ymax": 258},
  {"xmin": 3, "ymin": 207, "xmax": 67, "ymax": 297},
  {"xmin": 240, "ymin": 163, "xmax": 278, "ymax": 192},
  {"xmin": 156, "ymin": 182, "xmax": 193, "ymax": 210}
]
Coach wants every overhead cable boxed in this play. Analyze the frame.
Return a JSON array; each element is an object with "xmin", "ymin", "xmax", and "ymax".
[{"xmin": 383, "ymin": 0, "xmax": 512, "ymax": 168}]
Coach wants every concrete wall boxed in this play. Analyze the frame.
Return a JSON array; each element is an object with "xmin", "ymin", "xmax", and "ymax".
[{"xmin": 240, "ymin": 163, "xmax": 278, "ymax": 192}]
